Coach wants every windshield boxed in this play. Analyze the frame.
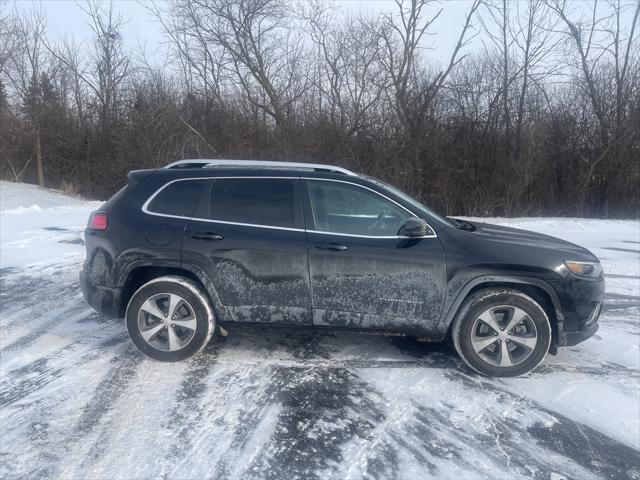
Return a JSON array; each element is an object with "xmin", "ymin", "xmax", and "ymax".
[{"xmin": 363, "ymin": 176, "xmax": 455, "ymax": 228}]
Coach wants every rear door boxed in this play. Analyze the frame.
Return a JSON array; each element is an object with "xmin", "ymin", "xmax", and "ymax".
[
  {"xmin": 303, "ymin": 178, "xmax": 447, "ymax": 336},
  {"xmin": 182, "ymin": 176, "xmax": 312, "ymax": 324}
]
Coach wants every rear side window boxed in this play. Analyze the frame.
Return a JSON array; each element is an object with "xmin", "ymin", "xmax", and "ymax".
[
  {"xmin": 209, "ymin": 178, "xmax": 296, "ymax": 228},
  {"xmin": 146, "ymin": 179, "xmax": 207, "ymax": 217}
]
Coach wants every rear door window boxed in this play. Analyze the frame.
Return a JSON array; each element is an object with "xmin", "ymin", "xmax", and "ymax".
[
  {"xmin": 146, "ymin": 179, "xmax": 207, "ymax": 217},
  {"xmin": 209, "ymin": 178, "xmax": 299, "ymax": 228}
]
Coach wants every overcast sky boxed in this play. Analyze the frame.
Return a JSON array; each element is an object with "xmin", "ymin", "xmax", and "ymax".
[
  {"xmin": 8, "ymin": 0, "xmax": 637, "ymax": 71},
  {"xmin": 9, "ymin": 0, "xmax": 484, "ymax": 64}
]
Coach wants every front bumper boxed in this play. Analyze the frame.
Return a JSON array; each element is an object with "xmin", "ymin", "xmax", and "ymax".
[
  {"xmin": 564, "ymin": 321, "xmax": 600, "ymax": 346},
  {"xmin": 80, "ymin": 269, "xmax": 121, "ymax": 318},
  {"xmin": 555, "ymin": 276, "xmax": 604, "ymax": 347}
]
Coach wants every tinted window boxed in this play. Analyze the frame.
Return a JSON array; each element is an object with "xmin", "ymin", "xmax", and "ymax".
[
  {"xmin": 210, "ymin": 178, "xmax": 296, "ymax": 228},
  {"xmin": 366, "ymin": 175, "xmax": 453, "ymax": 228},
  {"xmin": 147, "ymin": 180, "xmax": 206, "ymax": 217},
  {"xmin": 308, "ymin": 180, "xmax": 410, "ymax": 236}
]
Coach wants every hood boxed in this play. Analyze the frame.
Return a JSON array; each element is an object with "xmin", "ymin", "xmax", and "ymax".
[{"xmin": 460, "ymin": 220, "xmax": 598, "ymax": 261}]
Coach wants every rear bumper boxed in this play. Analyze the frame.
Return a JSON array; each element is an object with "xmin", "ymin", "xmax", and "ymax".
[{"xmin": 80, "ymin": 269, "xmax": 121, "ymax": 318}]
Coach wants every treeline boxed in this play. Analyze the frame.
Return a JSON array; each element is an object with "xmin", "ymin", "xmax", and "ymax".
[{"xmin": 0, "ymin": 0, "xmax": 639, "ymax": 217}]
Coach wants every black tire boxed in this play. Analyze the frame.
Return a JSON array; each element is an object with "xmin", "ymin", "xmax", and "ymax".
[
  {"xmin": 451, "ymin": 288, "xmax": 551, "ymax": 377},
  {"xmin": 125, "ymin": 276, "xmax": 215, "ymax": 362}
]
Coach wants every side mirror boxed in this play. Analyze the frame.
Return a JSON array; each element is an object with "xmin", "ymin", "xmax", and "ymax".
[{"xmin": 397, "ymin": 217, "xmax": 430, "ymax": 238}]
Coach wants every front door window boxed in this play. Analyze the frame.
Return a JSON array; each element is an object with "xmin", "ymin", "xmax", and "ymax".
[{"xmin": 307, "ymin": 180, "xmax": 412, "ymax": 237}]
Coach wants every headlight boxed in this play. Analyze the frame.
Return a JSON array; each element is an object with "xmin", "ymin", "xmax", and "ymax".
[{"xmin": 564, "ymin": 260, "xmax": 603, "ymax": 278}]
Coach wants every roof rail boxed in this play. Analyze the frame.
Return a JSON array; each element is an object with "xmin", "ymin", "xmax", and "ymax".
[
  {"xmin": 164, "ymin": 159, "xmax": 356, "ymax": 176},
  {"xmin": 164, "ymin": 159, "xmax": 213, "ymax": 169}
]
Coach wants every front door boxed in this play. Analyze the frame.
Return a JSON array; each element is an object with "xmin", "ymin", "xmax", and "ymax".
[
  {"xmin": 303, "ymin": 178, "xmax": 447, "ymax": 336},
  {"xmin": 182, "ymin": 176, "xmax": 312, "ymax": 324}
]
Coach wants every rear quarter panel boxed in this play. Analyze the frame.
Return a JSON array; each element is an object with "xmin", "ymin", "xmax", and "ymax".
[{"xmin": 84, "ymin": 171, "xmax": 186, "ymax": 289}]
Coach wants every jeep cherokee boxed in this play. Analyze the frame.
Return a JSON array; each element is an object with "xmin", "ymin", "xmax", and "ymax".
[{"xmin": 80, "ymin": 159, "xmax": 604, "ymax": 376}]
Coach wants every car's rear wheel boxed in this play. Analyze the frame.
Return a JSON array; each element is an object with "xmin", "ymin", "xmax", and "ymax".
[
  {"xmin": 452, "ymin": 288, "xmax": 551, "ymax": 377},
  {"xmin": 125, "ymin": 276, "xmax": 215, "ymax": 361}
]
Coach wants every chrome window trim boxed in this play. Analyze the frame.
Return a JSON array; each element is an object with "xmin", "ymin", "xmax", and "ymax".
[
  {"xmin": 306, "ymin": 230, "xmax": 436, "ymax": 239},
  {"xmin": 141, "ymin": 176, "xmax": 438, "ymax": 239},
  {"xmin": 186, "ymin": 217, "xmax": 305, "ymax": 232},
  {"xmin": 141, "ymin": 176, "xmax": 303, "ymax": 231}
]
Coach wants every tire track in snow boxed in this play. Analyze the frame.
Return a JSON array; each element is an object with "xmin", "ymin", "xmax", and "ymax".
[
  {"xmin": 0, "ymin": 329, "xmax": 127, "ymax": 405},
  {"xmin": 0, "ymin": 271, "xmax": 86, "ymax": 349},
  {"xmin": 0, "ymin": 269, "xmax": 80, "ymax": 312},
  {"xmin": 204, "ymin": 365, "xmax": 389, "ymax": 480},
  {"xmin": 5, "ymin": 345, "xmax": 144, "ymax": 479},
  {"xmin": 0, "ymin": 319, "xmax": 124, "ymax": 407},
  {"xmin": 75, "ymin": 348, "xmax": 144, "ymax": 435},
  {"xmin": 535, "ymin": 362, "xmax": 640, "ymax": 385},
  {"xmin": 162, "ymin": 342, "xmax": 220, "ymax": 469},
  {"xmin": 0, "ymin": 333, "xmax": 131, "ymax": 478},
  {"xmin": 0, "ymin": 359, "xmax": 65, "ymax": 407},
  {"xmin": 231, "ymin": 331, "xmax": 389, "ymax": 480},
  {"xmin": 1, "ymin": 304, "xmax": 90, "ymax": 353},
  {"xmin": 13, "ymin": 343, "xmax": 145, "ymax": 478}
]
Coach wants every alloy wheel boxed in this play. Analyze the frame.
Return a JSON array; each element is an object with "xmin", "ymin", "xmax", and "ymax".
[
  {"xmin": 470, "ymin": 305, "xmax": 538, "ymax": 367},
  {"xmin": 137, "ymin": 293, "xmax": 197, "ymax": 352}
]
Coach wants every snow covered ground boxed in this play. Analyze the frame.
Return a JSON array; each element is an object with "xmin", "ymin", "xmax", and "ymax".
[{"xmin": 1, "ymin": 180, "xmax": 638, "ymax": 480}]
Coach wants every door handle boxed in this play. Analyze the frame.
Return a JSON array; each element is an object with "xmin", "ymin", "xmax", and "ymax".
[
  {"xmin": 191, "ymin": 232, "xmax": 224, "ymax": 241},
  {"xmin": 315, "ymin": 242, "xmax": 348, "ymax": 251}
]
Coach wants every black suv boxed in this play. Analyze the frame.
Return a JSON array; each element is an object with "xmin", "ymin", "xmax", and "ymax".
[{"xmin": 80, "ymin": 159, "xmax": 604, "ymax": 376}]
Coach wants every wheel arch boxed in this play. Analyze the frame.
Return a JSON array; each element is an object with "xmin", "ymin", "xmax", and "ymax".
[
  {"xmin": 441, "ymin": 276, "xmax": 563, "ymax": 350},
  {"xmin": 118, "ymin": 262, "xmax": 226, "ymax": 320}
]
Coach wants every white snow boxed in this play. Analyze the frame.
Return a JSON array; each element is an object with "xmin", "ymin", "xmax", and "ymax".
[
  {"xmin": 1, "ymin": 181, "xmax": 102, "ymax": 270},
  {"xmin": 1, "ymin": 180, "xmax": 639, "ymax": 479}
]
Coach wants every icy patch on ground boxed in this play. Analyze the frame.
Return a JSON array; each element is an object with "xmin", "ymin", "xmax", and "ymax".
[{"xmin": 1, "ymin": 181, "xmax": 639, "ymax": 479}]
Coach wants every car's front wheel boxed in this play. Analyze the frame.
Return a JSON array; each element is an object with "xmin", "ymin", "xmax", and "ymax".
[
  {"xmin": 125, "ymin": 276, "xmax": 215, "ymax": 361},
  {"xmin": 452, "ymin": 288, "xmax": 551, "ymax": 377}
]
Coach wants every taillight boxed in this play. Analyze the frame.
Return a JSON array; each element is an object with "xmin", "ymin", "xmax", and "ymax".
[{"xmin": 88, "ymin": 212, "xmax": 108, "ymax": 230}]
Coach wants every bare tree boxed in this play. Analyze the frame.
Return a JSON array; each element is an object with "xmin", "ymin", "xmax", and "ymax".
[
  {"xmin": 548, "ymin": 0, "xmax": 640, "ymax": 212},
  {"xmin": 80, "ymin": 1, "xmax": 132, "ymax": 128},
  {"xmin": 167, "ymin": 0, "xmax": 309, "ymax": 131},
  {"xmin": 374, "ymin": 0, "xmax": 481, "ymax": 189},
  {"xmin": 301, "ymin": 1, "xmax": 384, "ymax": 138},
  {"xmin": 480, "ymin": 0, "xmax": 561, "ymax": 213},
  {"xmin": 0, "ymin": 1, "xmax": 18, "ymax": 75},
  {"xmin": 144, "ymin": 0, "xmax": 226, "ymax": 105},
  {"xmin": 4, "ymin": 7, "xmax": 48, "ymax": 186}
]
